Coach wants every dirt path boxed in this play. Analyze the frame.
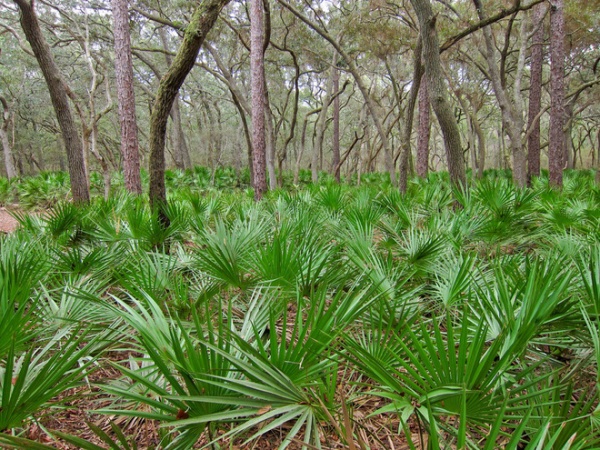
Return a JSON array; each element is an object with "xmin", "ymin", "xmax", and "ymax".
[{"xmin": 0, "ymin": 208, "xmax": 19, "ymax": 233}]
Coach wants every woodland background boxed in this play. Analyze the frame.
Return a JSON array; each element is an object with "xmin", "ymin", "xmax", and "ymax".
[{"xmin": 0, "ymin": 0, "xmax": 599, "ymax": 197}]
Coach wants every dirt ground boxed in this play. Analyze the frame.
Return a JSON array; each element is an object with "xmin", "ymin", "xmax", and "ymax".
[{"xmin": 0, "ymin": 208, "xmax": 19, "ymax": 233}]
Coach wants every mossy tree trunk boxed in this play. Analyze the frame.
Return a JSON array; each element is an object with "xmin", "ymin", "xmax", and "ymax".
[{"xmin": 148, "ymin": 0, "xmax": 231, "ymax": 215}]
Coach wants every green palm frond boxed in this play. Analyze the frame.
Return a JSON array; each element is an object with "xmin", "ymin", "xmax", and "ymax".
[
  {"xmin": 193, "ymin": 216, "xmax": 266, "ymax": 292},
  {"xmin": 0, "ymin": 237, "xmax": 49, "ymax": 356},
  {"xmin": 0, "ymin": 329, "xmax": 96, "ymax": 431}
]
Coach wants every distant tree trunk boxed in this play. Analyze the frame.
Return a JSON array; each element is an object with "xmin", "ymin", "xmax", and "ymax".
[
  {"xmin": 0, "ymin": 97, "xmax": 17, "ymax": 179},
  {"xmin": 158, "ymin": 27, "xmax": 192, "ymax": 171},
  {"xmin": 473, "ymin": 0, "xmax": 527, "ymax": 187},
  {"xmin": 250, "ymin": 0, "xmax": 267, "ymax": 200},
  {"xmin": 111, "ymin": 0, "xmax": 142, "ymax": 194},
  {"xmin": 204, "ymin": 43, "xmax": 253, "ymax": 182},
  {"xmin": 411, "ymin": 0, "xmax": 466, "ymax": 188},
  {"xmin": 527, "ymin": 3, "xmax": 546, "ymax": 186},
  {"xmin": 230, "ymin": 89, "xmax": 254, "ymax": 186},
  {"xmin": 399, "ymin": 39, "xmax": 423, "ymax": 193},
  {"xmin": 474, "ymin": 117, "xmax": 486, "ymax": 178},
  {"xmin": 171, "ymin": 96, "xmax": 193, "ymax": 169},
  {"xmin": 280, "ymin": 47, "xmax": 301, "ymax": 186},
  {"xmin": 148, "ymin": 0, "xmax": 231, "ymax": 213},
  {"xmin": 278, "ymin": 0, "xmax": 396, "ymax": 185},
  {"xmin": 13, "ymin": 0, "xmax": 90, "ymax": 203},
  {"xmin": 313, "ymin": 57, "xmax": 336, "ymax": 183},
  {"xmin": 548, "ymin": 0, "xmax": 565, "ymax": 188},
  {"xmin": 265, "ymin": 91, "xmax": 277, "ymax": 190},
  {"xmin": 416, "ymin": 76, "xmax": 431, "ymax": 179},
  {"xmin": 332, "ymin": 64, "xmax": 341, "ymax": 183}
]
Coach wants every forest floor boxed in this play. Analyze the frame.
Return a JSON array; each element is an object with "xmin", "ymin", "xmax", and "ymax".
[{"xmin": 0, "ymin": 207, "xmax": 19, "ymax": 233}]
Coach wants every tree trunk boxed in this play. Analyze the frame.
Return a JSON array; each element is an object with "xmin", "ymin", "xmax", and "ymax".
[
  {"xmin": 112, "ymin": 0, "xmax": 142, "ymax": 194},
  {"xmin": 171, "ymin": 96, "xmax": 192, "ymax": 169},
  {"xmin": 399, "ymin": 40, "xmax": 424, "ymax": 192},
  {"xmin": 332, "ymin": 64, "xmax": 341, "ymax": 183},
  {"xmin": 250, "ymin": 0, "xmax": 267, "ymax": 200},
  {"xmin": 549, "ymin": 0, "xmax": 565, "ymax": 188},
  {"xmin": 313, "ymin": 57, "xmax": 336, "ymax": 183},
  {"xmin": 13, "ymin": 0, "xmax": 90, "ymax": 203},
  {"xmin": 265, "ymin": 91, "xmax": 277, "ymax": 190},
  {"xmin": 416, "ymin": 75, "xmax": 431, "ymax": 179},
  {"xmin": 410, "ymin": 0, "xmax": 466, "ymax": 189},
  {"xmin": 148, "ymin": 0, "xmax": 231, "ymax": 212},
  {"xmin": 0, "ymin": 97, "xmax": 17, "ymax": 179},
  {"xmin": 527, "ymin": 3, "xmax": 546, "ymax": 185},
  {"xmin": 0, "ymin": 128, "xmax": 16, "ymax": 179},
  {"xmin": 473, "ymin": 116, "xmax": 486, "ymax": 178}
]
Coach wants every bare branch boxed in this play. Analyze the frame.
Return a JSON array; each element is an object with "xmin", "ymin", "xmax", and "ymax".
[{"xmin": 440, "ymin": 0, "xmax": 545, "ymax": 53}]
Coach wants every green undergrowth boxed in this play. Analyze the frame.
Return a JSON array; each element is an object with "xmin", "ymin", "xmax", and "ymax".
[{"xmin": 1, "ymin": 170, "xmax": 599, "ymax": 449}]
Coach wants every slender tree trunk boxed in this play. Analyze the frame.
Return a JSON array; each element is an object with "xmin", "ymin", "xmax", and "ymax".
[
  {"xmin": 527, "ymin": 3, "xmax": 546, "ymax": 185},
  {"xmin": 399, "ymin": 39, "xmax": 423, "ymax": 192},
  {"xmin": 313, "ymin": 57, "xmax": 336, "ymax": 183},
  {"xmin": 13, "ymin": 0, "xmax": 89, "ymax": 203},
  {"xmin": 250, "ymin": 0, "xmax": 267, "ymax": 200},
  {"xmin": 564, "ymin": 102, "xmax": 574, "ymax": 169},
  {"xmin": 473, "ymin": 0, "xmax": 527, "ymax": 187},
  {"xmin": 0, "ymin": 128, "xmax": 16, "ymax": 179},
  {"xmin": 149, "ymin": 0, "xmax": 231, "ymax": 212},
  {"xmin": 549, "ymin": 0, "xmax": 565, "ymax": 187},
  {"xmin": 0, "ymin": 97, "xmax": 17, "ymax": 179},
  {"xmin": 332, "ymin": 64, "xmax": 341, "ymax": 183},
  {"xmin": 265, "ymin": 91, "xmax": 277, "ymax": 190},
  {"xmin": 411, "ymin": 0, "xmax": 466, "ymax": 188},
  {"xmin": 416, "ymin": 75, "xmax": 431, "ymax": 179},
  {"xmin": 280, "ymin": 47, "xmax": 300, "ymax": 186},
  {"xmin": 474, "ymin": 117, "xmax": 486, "ymax": 178},
  {"xmin": 171, "ymin": 96, "xmax": 192, "ymax": 169},
  {"xmin": 277, "ymin": 0, "xmax": 396, "ymax": 184},
  {"xmin": 112, "ymin": 0, "xmax": 142, "ymax": 194},
  {"xmin": 230, "ymin": 88, "xmax": 254, "ymax": 186}
]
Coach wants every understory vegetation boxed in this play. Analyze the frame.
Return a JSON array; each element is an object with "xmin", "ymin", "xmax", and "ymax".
[{"xmin": 1, "ymin": 169, "xmax": 599, "ymax": 449}]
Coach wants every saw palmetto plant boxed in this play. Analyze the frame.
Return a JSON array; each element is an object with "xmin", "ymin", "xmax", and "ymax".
[{"xmin": 0, "ymin": 170, "xmax": 599, "ymax": 449}]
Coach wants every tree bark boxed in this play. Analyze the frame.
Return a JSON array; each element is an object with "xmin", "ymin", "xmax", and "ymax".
[
  {"xmin": 410, "ymin": 0, "xmax": 466, "ymax": 188},
  {"xmin": 250, "ymin": 0, "xmax": 267, "ymax": 200},
  {"xmin": 549, "ymin": 0, "xmax": 565, "ymax": 188},
  {"xmin": 111, "ymin": 0, "xmax": 142, "ymax": 194},
  {"xmin": 0, "ymin": 97, "xmax": 17, "ymax": 179},
  {"xmin": 399, "ymin": 39, "xmax": 423, "ymax": 192},
  {"xmin": 13, "ymin": 0, "xmax": 90, "ymax": 203},
  {"xmin": 332, "ymin": 64, "xmax": 341, "ymax": 183},
  {"xmin": 149, "ymin": 0, "xmax": 231, "ymax": 211},
  {"xmin": 265, "ymin": 90, "xmax": 277, "ymax": 190},
  {"xmin": 526, "ymin": 3, "xmax": 546, "ymax": 185},
  {"xmin": 416, "ymin": 75, "xmax": 431, "ymax": 179}
]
